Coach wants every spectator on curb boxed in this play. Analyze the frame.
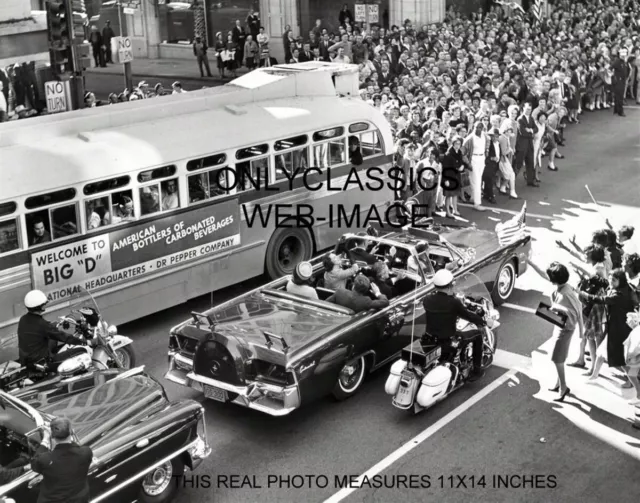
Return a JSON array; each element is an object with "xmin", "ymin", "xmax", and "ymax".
[{"xmin": 193, "ymin": 35, "xmax": 213, "ymax": 78}]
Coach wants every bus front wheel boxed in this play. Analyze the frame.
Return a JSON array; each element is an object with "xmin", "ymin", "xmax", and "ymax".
[{"xmin": 265, "ymin": 227, "xmax": 314, "ymax": 279}]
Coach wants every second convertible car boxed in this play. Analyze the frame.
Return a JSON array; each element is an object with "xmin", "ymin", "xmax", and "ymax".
[
  {"xmin": 0, "ymin": 367, "xmax": 210, "ymax": 503},
  {"xmin": 165, "ymin": 221, "xmax": 531, "ymax": 416}
]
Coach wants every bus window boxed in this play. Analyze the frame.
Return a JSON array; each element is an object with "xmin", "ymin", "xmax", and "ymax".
[
  {"xmin": 236, "ymin": 157, "xmax": 270, "ymax": 191},
  {"xmin": 26, "ymin": 203, "xmax": 79, "ymax": 246},
  {"xmin": 348, "ymin": 122, "xmax": 369, "ymax": 134},
  {"xmin": 312, "ymin": 138, "xmax": 346, "ymax": 168},
  {"xmin": 160, "ymin": 179, "xmax": 180, "ymax": 211},
  {"xmin": 186, "ymin": 154, "xmax": 227, "ymax": 172},
  {"xmin": 138, "ymin": 165, "xmax": 176, "ymax": 183},
  {"xmin": 275, "ymin": 147, "xmax": 308, "ymax": 181},
  {"xmin": 86, "ymin": 197, "xmax": 110, "ymax": 230},
  {"xmin": 188, "ymin": 167, "xmax": 231, "ymax": 203},
  {"xmin": 274, "ymin": 135, "xmax": 308, "ymax": 151},
  {"xmin": 0, "ymin": 218, "xmax": 20, "ymax": 254},
  {"xmin": 359, "ymin": 131, "xmax": 382, "ymax": 157},
  {"xmin": 0, "ymin": 202, "xmax": 17, "ymax": 218},
  {"xmin": 139, "ymin": 175, "xmax": 179, "ymax": 216},
  {"xmin": 111, "ymin": 190, "xmax": 135, "ymax": 224},
  {"xmin": 84, "ymin": 176, "xmax": 130, "ymax": 196},
  {"xmin": 25, "ymin": 188, "xmax": 76, "ymax": 210}
]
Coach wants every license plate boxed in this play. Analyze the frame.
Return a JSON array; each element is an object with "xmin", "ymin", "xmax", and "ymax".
[{"xmin": 204, "ymin": 385, "xmax": 228, "ymax": 402}]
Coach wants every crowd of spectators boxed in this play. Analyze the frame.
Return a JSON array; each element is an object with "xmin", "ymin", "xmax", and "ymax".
[{"xmin": 333, "ymin": 0, "xmax": 640, "ymax": 214}]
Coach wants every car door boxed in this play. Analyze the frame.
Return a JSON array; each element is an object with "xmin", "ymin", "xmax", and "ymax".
[{"xmin": 89, "ymin": 418, "xmax": 195, "ymax": 503}]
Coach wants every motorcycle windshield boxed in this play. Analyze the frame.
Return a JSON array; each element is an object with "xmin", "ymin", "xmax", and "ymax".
[
  {"xmin": 59, "ymin": 287, "xmax": 105, "ymax": 335},
  {"xmin": 453, "ymin": 273, "xmax": 494, "ymax": 310}
]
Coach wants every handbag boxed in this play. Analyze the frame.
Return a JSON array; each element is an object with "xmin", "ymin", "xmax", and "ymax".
[{"xmin": 460, "ymin": 169, "xmax": 471, "ymax": 189}]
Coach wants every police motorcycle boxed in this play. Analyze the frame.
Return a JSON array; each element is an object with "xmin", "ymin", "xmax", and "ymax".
[
  {"xmin": 385, "ymin": 273, "xmax": 500, "ymax": 414},
  {"xmin": 0, "ymin": 288, "xmax": 136, "ymax": 392}
]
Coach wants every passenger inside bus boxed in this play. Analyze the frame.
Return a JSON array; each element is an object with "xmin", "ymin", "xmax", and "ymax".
[
  {"xmin": 161, "ymin": 179, "xmax": 179, "ymax": 210},
  {"xmin": 86, "ymin": 198, "xmax": 110, "ymax": 229},
  {"xmin": 26, "ymin": 213, "xmax": 51, "ymax": 246},
  {"xmin": 111, "ymin": 194, "xmax": 135, "ymax": 224},
  {"xmin": 348, "ymin": 136, "xmax": 363, "ymax": 166},
  {"xmin": 140, "ymin": 185, "xmax": 160, "ymax": 215}
]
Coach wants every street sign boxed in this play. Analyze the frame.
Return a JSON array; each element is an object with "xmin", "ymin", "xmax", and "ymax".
[
  {"xmin": 367, "ymin": 4, "xmax": 379, "ymax": 23},
  {"xmin": 123, "ymin": 7, "xmax": 135, "ymax": 14},
  {"xmin": 45, "ymin": 80, "xmax": 68, "ymax": 114},
  {"xmin": 112, "ymin": 36, "xmax": 134, "ymax": 64},
  {"xmin": 354, "ymin": 4, "xmax": 366, "ymax": 22},
  {"xmin": 120, "ymin": 0, "xmax": 140, "ymax": 8}
]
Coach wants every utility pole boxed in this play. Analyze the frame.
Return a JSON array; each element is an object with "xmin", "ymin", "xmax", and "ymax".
[{"xmin": 117, "ymin": 0, "xmax": 133, "ymax": 91}]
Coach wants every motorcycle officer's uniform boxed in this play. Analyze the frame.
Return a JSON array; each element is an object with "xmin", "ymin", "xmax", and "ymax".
[
  {"xmin": 422, "ymin": 270, "xmax": 486, "ymax": 379},
  {"xmin": 17, "ymin": 292, "xmax": 87, "ymax": 366}
]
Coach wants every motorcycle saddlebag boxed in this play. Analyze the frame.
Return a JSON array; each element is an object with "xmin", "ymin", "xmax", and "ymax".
[
  {"xmin": 416, "ymin": 365, "xmax": 451, "ymax": 408},
  {"xmin": 385, "ymin": 359, "xmax": 407, "ymax": 395}
]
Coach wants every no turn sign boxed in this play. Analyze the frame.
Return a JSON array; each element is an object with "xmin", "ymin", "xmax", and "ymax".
[
  {"xmin": 45, "ymin": 81, "xmax": 68, "ymax": 114},
  {"xmin": 112, "ymin": 36, "xmax": 134, "ymax": 64}
]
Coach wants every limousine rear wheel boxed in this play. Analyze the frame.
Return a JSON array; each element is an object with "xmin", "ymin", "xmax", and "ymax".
[
  {"xmin": 265, "ymin": 227, "xmax": 314, "ymax": 279},
  {"xmin": 139, "ymin": 456, "xmax": 184, "ymax": 503},
  {"xmin": 492, "ymin": 260, "xmax": 516, "ymax": 305},
  {"xmin": 332, "ymin": 356, "xmax": 366, "ymax": 401}
]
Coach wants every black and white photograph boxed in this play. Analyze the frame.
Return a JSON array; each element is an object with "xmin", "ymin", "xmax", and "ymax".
[{"xmin": 1, "ymin": 0, "xmax": 640, "ymax": 502}]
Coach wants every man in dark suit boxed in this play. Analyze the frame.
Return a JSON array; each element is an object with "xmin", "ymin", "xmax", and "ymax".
[
  {"xmin": 612, "ymin": 48, "xmax": 629, "ymax": 117},
  {"xmin": 482, "ymin": 128, "xmax": 501, "ymax": 204},
  {"xmin": 32, "ymin": 417, "xmax": 93, "ymax": 503},
  {"xmin": 513, "ymin": 102, "xmax": 538, "ymax": 187},
  {"xmin": 319, "ymin": 35, "xmax": 332, "ymax": 62},
  {"xmin": 327, "ymin": 275, "xmax": 389, "ymax": 313},
  {"xmin": 299, "ymin": 43, "xmax": 313, "ymax": 62}
]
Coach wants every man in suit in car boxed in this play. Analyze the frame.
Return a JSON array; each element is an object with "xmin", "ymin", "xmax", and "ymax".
[
  {"xmin": 32, "ymin": 417, "xmax": 93, "ymax": 503},
  {"xmin": 327, "ymin": 275, "xmax": 389, "ymax": 313}
]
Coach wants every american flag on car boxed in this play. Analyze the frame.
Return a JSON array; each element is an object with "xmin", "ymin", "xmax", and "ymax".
[{"xmin": 495, "ymin": 202, "xmax": 528, "ymax": 247}]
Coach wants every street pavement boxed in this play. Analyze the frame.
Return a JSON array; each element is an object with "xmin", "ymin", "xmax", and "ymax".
[
  {"xmin": 83, "ymin": 58, "xmax": 248, "ymax": 100},
  {"xmin": 106, "ymin": 105, "xmax": 640, "ymax": 502}
]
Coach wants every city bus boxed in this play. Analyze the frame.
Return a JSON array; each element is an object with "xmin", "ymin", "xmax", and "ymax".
[{"xmin": 0, "ymin": 62, "xmax": 394, "ymax": 348}]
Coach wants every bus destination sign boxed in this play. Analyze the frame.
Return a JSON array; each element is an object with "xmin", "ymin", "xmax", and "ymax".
[{"xmin": 30, "ymin": 200, "xmax": 240, "ymax": 301}]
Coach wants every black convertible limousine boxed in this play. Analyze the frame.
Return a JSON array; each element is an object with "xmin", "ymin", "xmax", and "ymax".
[{"xmin": 165, "ymin": 222, "xmax": 531, "ymax": 416}]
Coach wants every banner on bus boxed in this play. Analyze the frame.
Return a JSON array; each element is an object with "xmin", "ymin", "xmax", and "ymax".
[{"xmin": 31, "ymin": 201, "xmax": 240, "ymax": 302}]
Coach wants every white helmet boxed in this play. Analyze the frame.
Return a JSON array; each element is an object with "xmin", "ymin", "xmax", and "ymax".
[
  {"xmin": 433, "ymin": 269, "xmax": 454, "ymax": 288},
  {"xmin": 24, "ymin": 290, "xmax": 48, "ymax": 310}
]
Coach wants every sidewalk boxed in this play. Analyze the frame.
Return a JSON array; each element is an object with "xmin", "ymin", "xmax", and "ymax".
[{"xmin": 84, "ymin": 57, "xmax": 250, "ymax": 82}]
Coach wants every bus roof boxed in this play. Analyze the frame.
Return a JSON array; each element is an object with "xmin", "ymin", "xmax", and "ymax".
[
  {"xmin": 0, "ymin": 95, "xmax": 392, "ymax": 201},
  {"xmin": 0, "ymin": 62, "xmax": 360, "ymax": 149}
]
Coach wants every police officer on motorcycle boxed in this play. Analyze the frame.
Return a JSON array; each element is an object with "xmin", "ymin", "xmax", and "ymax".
[
  {"xmin": 17, "ymin": 290, "xmax": 88, "ymax": 367},
  {"xmin": 422, "ymin": 270, "xmax": 486, "ymax": 381}
]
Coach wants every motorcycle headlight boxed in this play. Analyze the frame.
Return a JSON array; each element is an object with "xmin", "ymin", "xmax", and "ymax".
[{"xmin": 107, "ymin": 325, "xmax": 118, "ymax": 336}]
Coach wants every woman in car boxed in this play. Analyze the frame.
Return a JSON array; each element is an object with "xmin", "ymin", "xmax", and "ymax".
[{"xmin": 286, "ymin": 262, "xmax": 317, "ymax": 299}]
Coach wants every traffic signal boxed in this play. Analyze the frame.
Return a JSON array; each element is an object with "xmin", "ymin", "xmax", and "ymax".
[
  {"xmin": 46, "ymin": 0, "xmax": 70, "ymax": 48},
  {"xmin": 71, "ymin": 0, "xmax": 88, "ymax": 43},
  {"xmin": 74, "ymin": 43, "xmax": 92, "ymax": 71}
]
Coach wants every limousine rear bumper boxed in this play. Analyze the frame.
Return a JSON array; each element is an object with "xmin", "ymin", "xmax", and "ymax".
[{"xmin": 165, "ymin": 351, "xmax": 301, "ymax": 416}]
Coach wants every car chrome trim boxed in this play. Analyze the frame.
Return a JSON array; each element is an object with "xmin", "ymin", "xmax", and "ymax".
[
  {"xmin": 112, "ymin": 366, "xmax": 146, "ymax": 381},
  {"xmin": 186, "ymin": 372, "xmax": 299, "ymax": 416},
  {"xmin": 89, "ymin": 438, "xmax": 203, "ymax": 503}
]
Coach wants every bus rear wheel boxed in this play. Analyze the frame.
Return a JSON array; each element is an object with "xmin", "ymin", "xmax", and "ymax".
[{"xmin": 265, "ymin": 227, "xmax": 314, "ymax": 279}]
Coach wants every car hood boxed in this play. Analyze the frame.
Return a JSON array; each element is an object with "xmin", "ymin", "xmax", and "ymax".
[{"xmin": 32, "ymin": 375, "xmax": 166, "ymax": 444}]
